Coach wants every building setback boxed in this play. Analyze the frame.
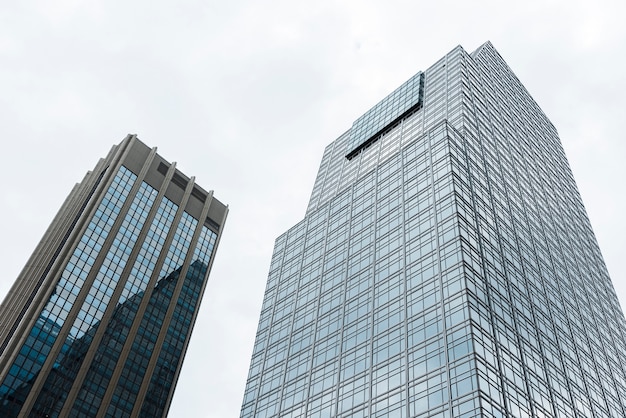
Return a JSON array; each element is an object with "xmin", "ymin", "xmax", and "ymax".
[
  {"xmin": 240, "ymin": 42, "xmax": 626, "ymax": 417},
  {"xmin": 0, "ymin": 135, "xmax": 228, "ymax": 417}
]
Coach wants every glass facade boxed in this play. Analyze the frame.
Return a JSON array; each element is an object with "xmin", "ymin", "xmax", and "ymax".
[
  {"xmin": 0, "ymin": 136, "xmax": 227, "ymax": 418},
  {"xmin": 241, "ymin": 42, "xmax": 626, "ymax": 417},
  {"xmin": 347, "ymin": 71, "xmax": 424, "ymax": 159},
  {"xmin": 0, "ymin": 166, "xmax": 138, "ymax": 415}
]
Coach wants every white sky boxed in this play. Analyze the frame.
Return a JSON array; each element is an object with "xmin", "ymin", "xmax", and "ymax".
[{"xmin": 1, "ymin": 1, "xmax": 625, "ymax": 416}]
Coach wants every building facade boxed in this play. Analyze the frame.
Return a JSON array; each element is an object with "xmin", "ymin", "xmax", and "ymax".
[
  {"xmin": 0, "ymin": 136, "xmax": 228, "ymax": 417},
  {"xmin": 240, "ymin": 42, "xmax": 626, "ymax": 417}
]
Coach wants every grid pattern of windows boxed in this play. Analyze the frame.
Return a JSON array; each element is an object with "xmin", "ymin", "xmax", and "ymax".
[
  {"xmin": 347, "ymin": 72, "xmax": 424, "ymax": 158},
  {"xmin": 69, "ymin": 197, "xmax": 179, "ymax": 417},
  {"xmin": 139, "ymin": 225, "xmax": 218, "ymax": 417},
  {"xmin": 0, "ymin": 166, "xmax": 137, "ymax": 415},
  {"xmin": 242, "ymin": 42, "xmax": 626, "ymax": 418},
  {"xmin": 0, "ymin": 136, "xmax": 227, "ymax": 418},
  {"xmin": 242, "ymin": 123, "xmax": 470, "ymax": 418},
  {"xmin": 106, "ymin": 211, "xmax": 198, "ymax": 417},
  {"xmin": 30, "ymin": 179, "xmax": 158, "ymax": 416},
  {"xmin": 462, "ymin": 42, "xmax": 626, "ymax": 417}
]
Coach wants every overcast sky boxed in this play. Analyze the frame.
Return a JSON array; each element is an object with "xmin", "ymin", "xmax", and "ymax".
[{"xmin": 1, "ymin": 1, "xmax": 625, "ymax": 416}]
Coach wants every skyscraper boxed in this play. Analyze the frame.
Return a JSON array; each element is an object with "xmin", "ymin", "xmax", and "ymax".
[
  {"xmin": 240, "ymin": 42, "xmax": 626, "ymax": 417},
  {"xmin": 0, "ymin": 135, "xmax": 228, "ymax": 417}
]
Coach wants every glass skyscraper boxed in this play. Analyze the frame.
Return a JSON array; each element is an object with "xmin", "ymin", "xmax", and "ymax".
[
  {"xmin": 240, "ymin": 42, "xmax": 626, "ymax": 417},
  {"xmin": 0, "ymin": 136, "xmax": 228, "ymax": 417}
]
